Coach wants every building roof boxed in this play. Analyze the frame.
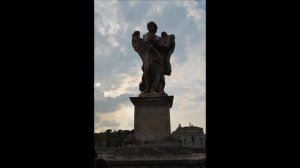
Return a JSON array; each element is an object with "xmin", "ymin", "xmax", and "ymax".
[{"xmin": 172, "ymin": 123, "xmax": 204, "ymax": 134}]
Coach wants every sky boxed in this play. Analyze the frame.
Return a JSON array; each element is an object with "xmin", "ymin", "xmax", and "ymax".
[{"xmin": 94, "ymin": 0, "xmax": 206, "ymax": 133}]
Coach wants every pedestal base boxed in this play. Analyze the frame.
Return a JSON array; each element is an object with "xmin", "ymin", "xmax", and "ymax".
[{"xmin": 130, "ymin": 96, "xmax": 174, "ymax": 141}]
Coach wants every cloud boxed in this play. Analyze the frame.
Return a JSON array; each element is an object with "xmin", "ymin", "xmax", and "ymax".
[
  {"xmin": 171, "ymin": 100, "xmax": 206, "ymax": 133},
  {"xmin": 94, "ymin": 92, "xmax": 134, "ymax": 113},
  {"xmin": 99, "ymin": 120, "xmax": 120, "ymax": 127},
  {"xmin": 103, "ymin": 72, "xmax": 141, "ymax": 97},
  {"xmin": 95, "ymin": 0, "xmax": 206, "ymax": 132},
  {"xmin": 95, "ymin": 103, "xmax": 134, "ymax": 132},
  {"xmin": 94, "ymin": 114, "xmax": 121, "ymax": 132}
]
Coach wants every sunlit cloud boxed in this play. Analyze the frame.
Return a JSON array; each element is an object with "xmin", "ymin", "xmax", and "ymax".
[
  {"xmin": 103, "ymin": 72, "xmax": 141, "ymax": 98},
  {"xmin": 95, "ymin": 103, "xmax": 134, "ymax": 132},
  {"xmin": 95, "ymin": 82, "xmax": 102, "ymax": 88}
]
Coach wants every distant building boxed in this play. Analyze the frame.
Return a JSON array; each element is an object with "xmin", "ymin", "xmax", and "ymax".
[{"xmin": 172, "ymin": 123, "xmax": 206, "ymax": 149}]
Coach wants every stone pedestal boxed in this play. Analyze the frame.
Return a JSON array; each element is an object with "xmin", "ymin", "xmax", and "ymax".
[{"xmin": 130, "ymin": 96, "xmax": 174, "ymax": 141}]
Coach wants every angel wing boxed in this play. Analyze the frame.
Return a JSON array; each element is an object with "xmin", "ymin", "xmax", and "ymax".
[
  {"xmin": 163, "ymin": 34, "xmax": 175, "ymax": 75},
  {"xmin": 132, "ymin": 31, "xmax": 146, "ymax": 62}
]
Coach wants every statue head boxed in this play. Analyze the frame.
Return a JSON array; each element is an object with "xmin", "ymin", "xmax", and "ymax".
[{"xmin": 147, "ymin": 21, "xmax": 157, "ymax": 34}]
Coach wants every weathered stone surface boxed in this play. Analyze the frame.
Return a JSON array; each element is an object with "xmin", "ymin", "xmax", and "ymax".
[
  {"xmin": 130, "ymin": 96, "xmax": 173, "ymax": 141},
  {"xmin": 97, "ymin": 146, "xmax": 205, "ymax": 158},
  {"xmin": 95, "ymin": 147, "xmax": 206, "ymax": 168},
  {"xmin": 106, "ymin": 159, "xmax": 205, "ymax": 168},
  {"xmin": 132, "ymin": 21, "xmax": 175, "ymax": 97}
]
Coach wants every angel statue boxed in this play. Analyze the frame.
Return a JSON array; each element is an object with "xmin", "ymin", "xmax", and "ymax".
[{"xmin": 132, "ymin": 21, "xmax": 175, "ymax": 97}]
